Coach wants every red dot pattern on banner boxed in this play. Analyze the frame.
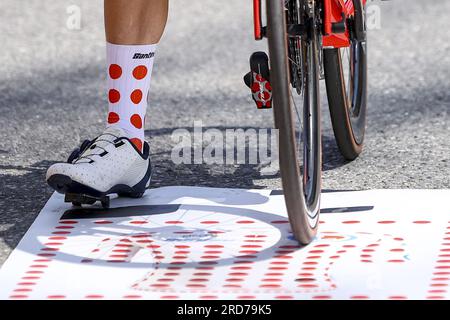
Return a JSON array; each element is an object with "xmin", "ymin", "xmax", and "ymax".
[
  {"xmin": 109, "ymin": 64, "xmax": 122, "ymax": 79},
  {"xmin": 85, "ymin": 295, "xmax": 104, "ymax": 299},
  {"xmin": 426, "ymin": 220, "xmax": 450, "ymax": 299},
  {"xmin": 48, "ymin": 295, "xmax": 66, "ymax": 299},
  {"xmin": 160, "ymin": 295, "xmax": 179, "ymax": 299},
  {"xmin": 237, "ymin": 220, "xmax": 255, "ymax": 224},
  {"xmin": 130, "ymin": 220, "xmax": 147, "ymax": 225},
  {"xmin": 59, "ymin": 220, "xmax": 77, "ymax": 224},
  {"xmin": 313, "ymin": 295, "xmax": 332, "ymax": 300},
  {"xmin": 360, "ymin": 241, "xmax": 378, "ymax": 263},
  {"xmin": 130, "ymin": 114, "xmax": 143, "ymax": 129},
  {"xmin": 124, "ymin": 295, "xmax": 142, "ymax": 299},
  {"xmin": 201, "ymin": 221, "xmax": 219, "ymax": 224},
  {"xmin": 139, "ymin": 232, "xmax": 417, "ymax": 297},
  {"xmin": 94, "ymin": 220, "xmax": 113, "ymax": 224},
  {"xmin": 270, "ymin": 220, "xmax": 289, "ymax": 224},
  {"xmin": 13, "ymin": 217, "xmax": 435, "ymax": 299},
  {"xmin": 10, "ymin": 222, "xmax": 72, "ymax": 299},
  {"xmin": 351, "ymin": 295, "xmax": 369, "ymax": 299},
  {"xmin": 133, "ymin": 65, "xmax": 148, "ymax": 80}
]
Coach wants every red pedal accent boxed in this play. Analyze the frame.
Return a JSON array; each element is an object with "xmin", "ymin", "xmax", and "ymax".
[{"xmin": 251, "ymin": 72, "xmax": 272, "ymax": 109}]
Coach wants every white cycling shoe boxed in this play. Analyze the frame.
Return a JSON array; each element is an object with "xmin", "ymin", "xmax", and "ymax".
[{"xmin": 46, "ymin": 127, "xmax": 152, "ymax": 208}]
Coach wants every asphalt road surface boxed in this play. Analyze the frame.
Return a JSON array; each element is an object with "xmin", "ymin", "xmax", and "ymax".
[{"xmin": 0, "ymin": 0, "xmax": 449, "ymax": 265}]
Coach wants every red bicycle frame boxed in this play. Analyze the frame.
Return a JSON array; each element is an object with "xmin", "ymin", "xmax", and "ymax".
[{"xmin": 253, "ymin": 0, "xmax": 367, "ymax": 48}]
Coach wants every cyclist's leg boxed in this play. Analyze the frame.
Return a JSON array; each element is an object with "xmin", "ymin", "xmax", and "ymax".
[
  {"xmin": 105, "ymin": 0, "xmax": 168, "ymax": 44},
  {"xmin": 46, "ymin": 0, "xmax": 169, "ymax": 205},
  {"xmin": 104, "ymin": 0, "xmax": 169, "ymax": 150}
]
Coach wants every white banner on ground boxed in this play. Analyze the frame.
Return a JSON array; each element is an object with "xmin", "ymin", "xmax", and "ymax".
[{"xmin": 0, "ymin": 187, "xmax": 449, "ymax": 300}]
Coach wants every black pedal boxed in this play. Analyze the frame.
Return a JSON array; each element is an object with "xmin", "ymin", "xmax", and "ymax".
[
  {"xmin": 243, "ymin": 52, "xmax": 272, "ymax": 109},
  {"xmin": 65, "ymin": 193, "xmax": 110, "ymax": 209}
]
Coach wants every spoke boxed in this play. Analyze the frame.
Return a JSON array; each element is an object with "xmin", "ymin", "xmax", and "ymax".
[
  {"xmin": 288, "ymin": 56, "xmax": 301, "ymax": 68},
  {"xmin": 346, "ymin": 42, "xmax": 357, "ymax": 110},
  {"xmin": 341, "ymin": 46, "xmax": 353, "ymax": 107},
  {"xmin": 290, "ymin": 84, "xmax": 309, "ymax": 159},
  {"xmin": 291, "ymin": 91, "xmax": 302, "ymax": 129}
]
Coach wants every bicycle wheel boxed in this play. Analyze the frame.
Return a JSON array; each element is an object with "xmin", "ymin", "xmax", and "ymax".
[
  {"xmin": 266, "ymin": 0, "xmax": 321, "ymax": 244},
  {"xmin": 323, "ymin": 1, "xmax": 367, "ymax": 160}
]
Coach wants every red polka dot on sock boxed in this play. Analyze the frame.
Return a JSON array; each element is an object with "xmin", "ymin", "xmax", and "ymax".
[
  {"xmin": 109, "ymin": 64, "xmax": 122, "ymax": 79},
  {"xmin": 130, "ymin": 138, "xmax": 143, "ymax": 151},
  {"xmin": 109, "ymin": 89, "xmax": 121, "ymax": 103},
  {"xmin": 108, "ymin": 112, "xmax": 120, "ymax": 124},
  {"xmin": 133, "ymin": 66, "xmax": 148, "ymax": 80},
  {"xmin": 130, "ymin": 114, "xmax": 143, "ymax": 129},
  {"xmin": 130, "ymin": 89, "xmax": 143, "ymax": 104}
]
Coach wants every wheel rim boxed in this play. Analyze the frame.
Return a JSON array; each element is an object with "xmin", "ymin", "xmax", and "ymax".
[{"xmin": 287, "ymin": 0, "xmax": 321, "ymax": 229}]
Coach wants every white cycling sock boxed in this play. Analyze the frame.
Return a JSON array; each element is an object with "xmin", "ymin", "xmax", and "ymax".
[{"xmin": 106, "ymin": 42, "xmax": 157, "ymax": 151}]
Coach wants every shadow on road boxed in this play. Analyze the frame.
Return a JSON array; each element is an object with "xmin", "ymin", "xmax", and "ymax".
[
  {"xmin": 146, "ymin": 126, "xmax": 349, "ymax": 189},
  {"xmin": 0, "ymin": 161, "xmax": 55, "ymax": 251}
]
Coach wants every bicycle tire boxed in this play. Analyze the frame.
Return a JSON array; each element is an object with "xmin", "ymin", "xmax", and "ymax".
[
  {"xmin": 266, "ymin": 0, "xmax": 321, "ymax": 245},
  {"xmin": 323, "ymin": 2, "xmax": 367, "ymax": 160}
]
